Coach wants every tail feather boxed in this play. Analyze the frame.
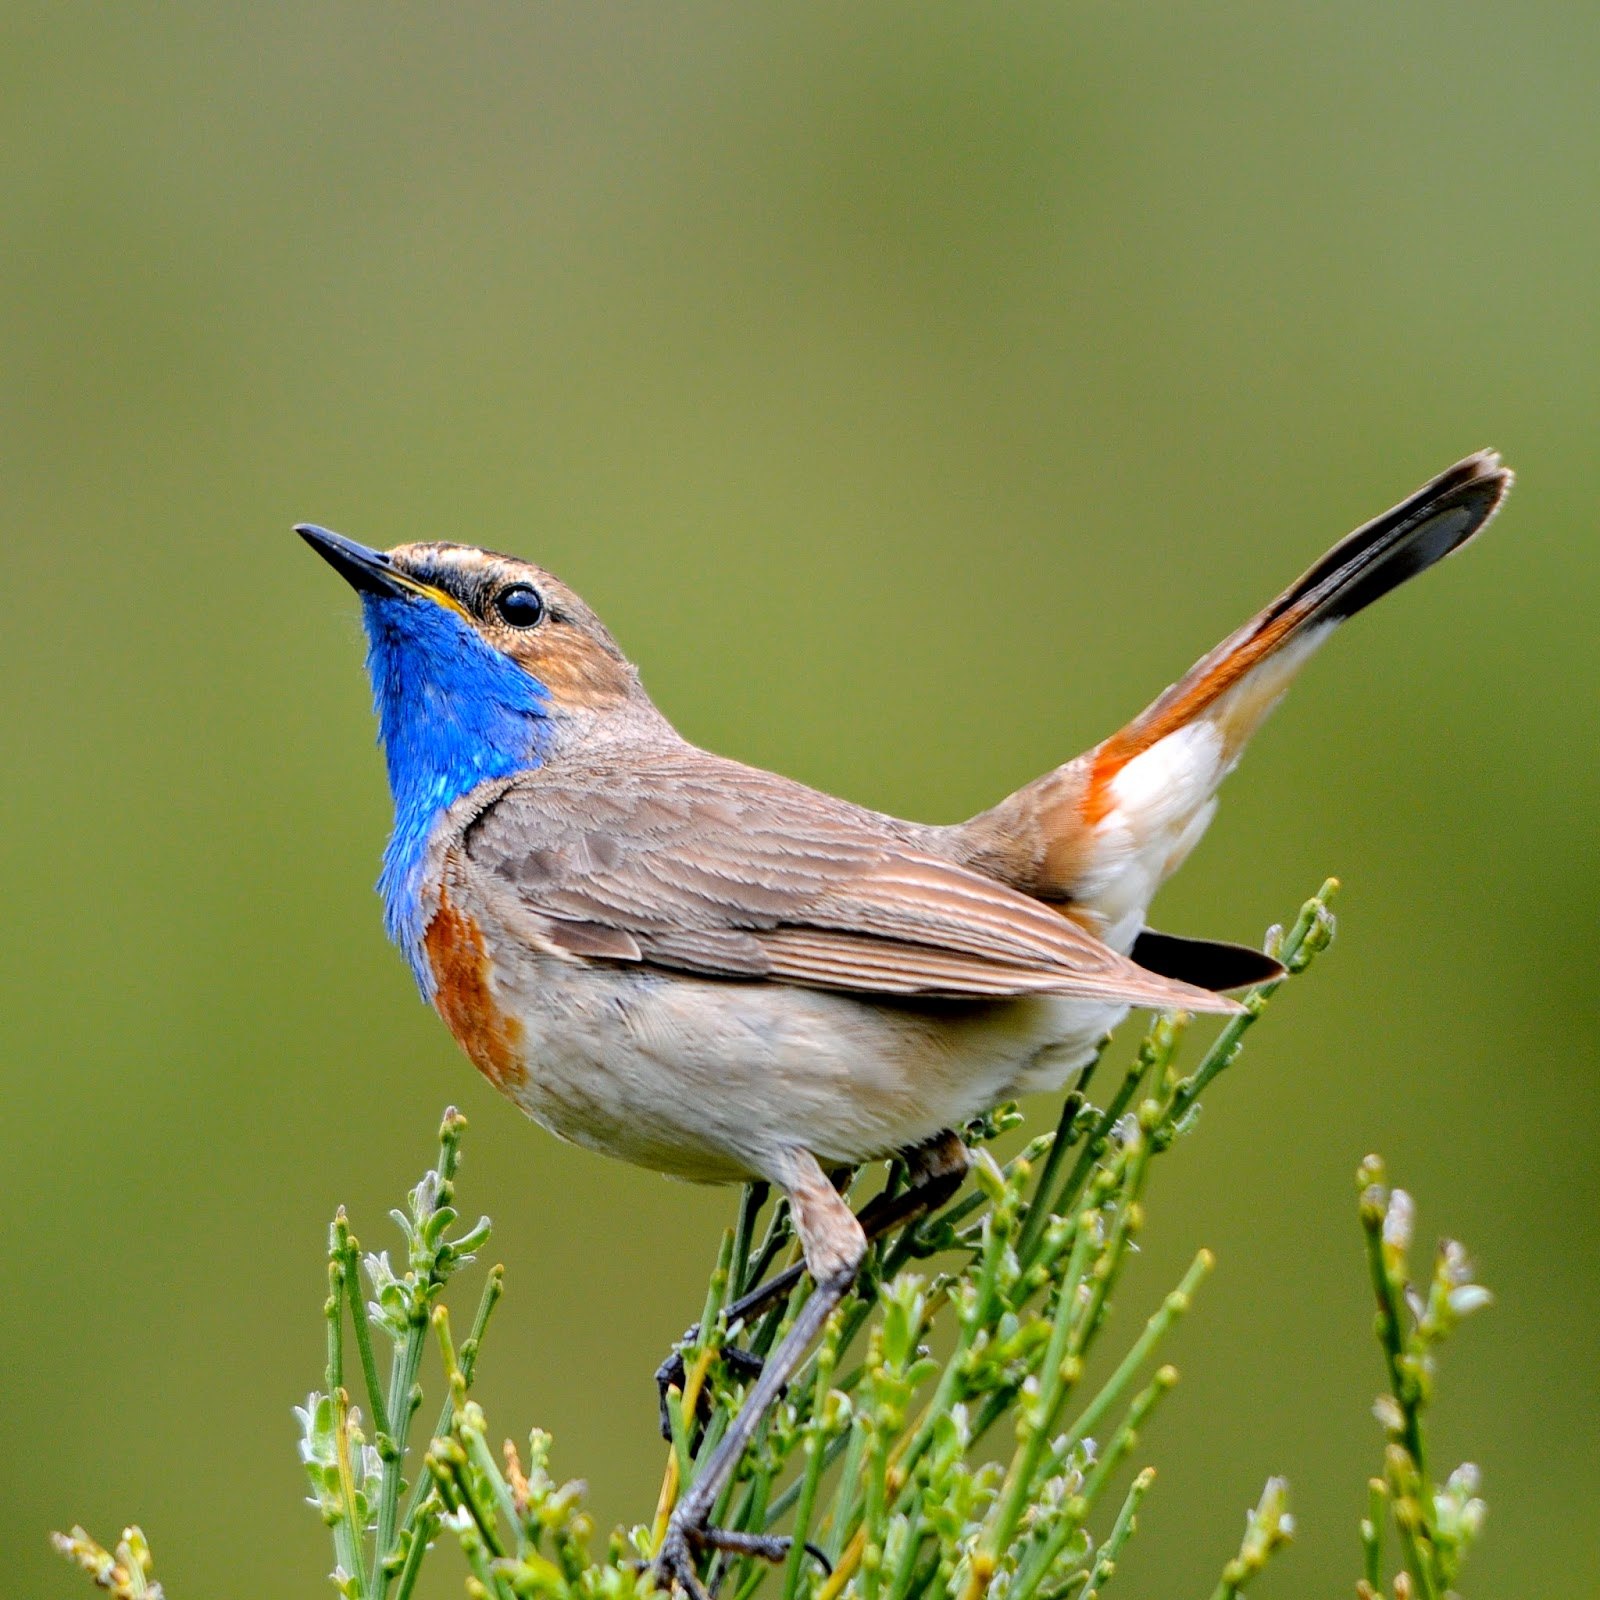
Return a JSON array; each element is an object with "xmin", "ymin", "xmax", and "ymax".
[
  {"xmin": 1086, "ymin": 449, "xmax": 1512, "ymax": 808},
  {"xmin": 949, "ymin": 451, "xmax": 1511, "ymax": 933},
  {"xmin": 1129, "ymin": 928, "xmax": 1286, "ymax": 992}
]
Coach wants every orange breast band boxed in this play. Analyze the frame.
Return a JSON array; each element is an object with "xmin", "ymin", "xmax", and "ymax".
[{"xmin": 424, "ymin": 893, "xmax": 527, "ymax": 1092}]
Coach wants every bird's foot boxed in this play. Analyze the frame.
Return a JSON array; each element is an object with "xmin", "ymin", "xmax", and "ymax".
[
  {"xmin": 653, "ymin": 1523, "xmax": 710, "ymax": 1600},
  {"xmin": 655, "ymin": 1343, "xmax": 767, "ymax": 1443},
  {"xmin": 654, "ymin": 1513, "xmax": 830, "ymax": 1597}
]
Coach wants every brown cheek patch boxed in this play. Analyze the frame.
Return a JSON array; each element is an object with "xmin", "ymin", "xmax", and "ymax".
[
  {"xmin": 425, "ymin": 894, "xmax": 527, "ymax": 1092},
  {"xmin": 513, "ymin": 629, "xmax": 633, "ymax": 708}
]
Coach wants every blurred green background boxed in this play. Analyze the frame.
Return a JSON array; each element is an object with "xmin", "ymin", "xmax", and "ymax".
[{"xmin": 5, "ymin": 5, "xmax": 1596, "ymax": 1595}]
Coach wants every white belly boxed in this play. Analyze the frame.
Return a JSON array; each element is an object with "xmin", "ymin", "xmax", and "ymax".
[{"xmin": 484, "ymin": 950, "xmax": 1126, "ymax": 1185}]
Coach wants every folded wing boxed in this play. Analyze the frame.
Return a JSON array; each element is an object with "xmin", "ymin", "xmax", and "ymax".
[{"xmin": 458, "ymin": 752, "xmax": 1242, "ymax": 1012}]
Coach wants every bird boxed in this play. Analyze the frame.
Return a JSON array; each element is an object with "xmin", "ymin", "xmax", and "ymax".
[{"xmin": 300, "ymin": 449, "xmax": 1510, "ymax": 1592}]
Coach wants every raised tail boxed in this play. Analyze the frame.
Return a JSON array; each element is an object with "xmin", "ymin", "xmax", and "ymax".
[
  {"xmin": 951, "ymin": 451, "xmax": 1512, "ymax": 950},
  {"xmin": 1085, "ymin": 448, "xmax": 1511, "ymax": 813}
]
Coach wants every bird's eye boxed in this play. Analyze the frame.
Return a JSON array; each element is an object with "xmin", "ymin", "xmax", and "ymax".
[{"xmin": 493, "ymin": 584, "xmax": 546, "ymax": 629}]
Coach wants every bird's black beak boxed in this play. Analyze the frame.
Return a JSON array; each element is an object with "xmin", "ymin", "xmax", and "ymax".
[{"xmin": 297, "ymin": 524, "xmax": 412, "ymax": 599}]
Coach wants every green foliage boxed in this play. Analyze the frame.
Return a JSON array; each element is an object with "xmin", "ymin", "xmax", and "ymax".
[
  {"xmin": 53, "ymin": 881, "xmax": 1492, "ymax": 1598},
  {"xmin": 302, "ymin": 1108, "xmax": 502, "ymax": 1600},
  {"xmin": 1355, "ymin": 1160, "xmax": 1491, "ymax": 1600},
  {"xmin": 50, "ymin": 1526, "xmax": 163, "ymax": 1600},
  {"xmin": 1207, "ymin": 1477, "xmax": 1293, "ymax": 1600}
]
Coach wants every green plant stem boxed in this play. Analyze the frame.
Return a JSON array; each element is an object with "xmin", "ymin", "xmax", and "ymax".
[
  {"xmin": 1207, "ymin": 1476, "xmax": 1293, "ymax": 1600},
  {"xmin": 1014, "ymin": 1055, "xmax": 1103, "ymax": 1265},
  {"xmin": 977, "ymin": 1221, "xmax": 1096, "ymax": 1565},
  {"xmin": 880, "ymin": 1174, "xmax": 1022, "ymax": 1510},
  {"xmin": 442, "ymin": 1440, "xmax": 510, "ymax": 1559},
  {"xmin": 332, "ymin": 1387, "xmax": 372, "ymax": 1599},
  {"xmin": 464, "ymin": 1423, "xmax": 522, "ymax": 1543},
  {"xmin": 1360, "ymin": 1477, "xmax": 1386, "ymax": 1591},
  {"xmin": 983, "ymin": 1244, "xmax": 1206, "ymax": 1576},
  {"xmin": 326, "ymin": 1258, "xmax": 345, "ymax": 1396},
  {"xmin": 1082, "ymin": 1467, "xmax": 1156, "ymax": 1600},
  {"xmin": 885, "ymin": 1494, "xmax": 927, "ymax": 1600},
  {"xmin": 781, "ymin": 1329, "xmax": 840, "ymax": 1600},
  {"xmin": 398, "ymin": 1263, "xmax": 504, "ymax": 1541},
  {"xmin": 389, "ymin": 1516, "xmax": 432, "ymax": 1600},
  {"xmin": 374, "ymin": 1313, "xmax": 428, "ymax": 1586},
  {"xmin": 1038, "ymin": 1058, "xmax": 1147, "ymax": 1264},
  {"xmin": 741, "ymin": 1197, "xmax": 795, "ymax": 1302},
  {"xmin": 1385, "ymin": 1447, "xmax": 1441, "ymax": 1600},
  {"xmin": 1171, "ymin": 879, "xmax": 1337, "ymax": 1122},
  {"xmin": 336, "ymin": 1215, "xmax": 393, "ymax": 1442},
  {"xmin": 1361, "ymin": 1212, "xmax": 1427, "ymax": 1482},
  {"xmin": 1072, "ymin": 1130, "xmax": 1152, "ymax": 1355},
  {"xmin": 860, "ymin": 1387, "xmax": 891, "ymax": 1600},
  {"xmin": 729, "ymin": 1183, "xmax": 767, "ymax": 1310},
  {"xmin": 1061, "ymin": 1249, "xmax": 1210, "ymax": 1469},
  {"xmin": 1075, "ymin": 1368, "xmax": 1176, "ymax": 1521},
  {"xmin": 1007, "ymin": 1371, "xmax": 1175, "ymax": 1600}
]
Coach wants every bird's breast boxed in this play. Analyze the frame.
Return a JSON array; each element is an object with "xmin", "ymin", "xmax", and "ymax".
[
  {"xmin": 422, "ymin": 889, "xmax": 528, "ymax": 1093},
  {"xmin": 422, "ymin": 873, "xmax": 1126, "ymax": 1183}
]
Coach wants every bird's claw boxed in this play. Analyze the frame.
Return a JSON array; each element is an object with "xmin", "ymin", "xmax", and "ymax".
[
  {"xmin": 653, "ymin": 1525, "xmax": 710, "ymax": 1600},
  {"xmin": 654, "ymin": 1515, "xmax": 830, "ymax": 1597},
  {"xmin": 655, "ymin": 1344, "xmax": 767, "ymax": 1443},
  {"xmin": 655, "ymin": 1349, "xmax": 689, "ymax": 1442}
]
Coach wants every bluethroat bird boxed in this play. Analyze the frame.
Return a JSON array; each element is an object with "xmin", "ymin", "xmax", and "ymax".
[{"xmin": 301, "ymin": 450, "xmax": 1509, "ymax": 1592}]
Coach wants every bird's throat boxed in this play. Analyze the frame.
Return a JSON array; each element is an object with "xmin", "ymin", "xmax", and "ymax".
[{"xmin": 359, "ymin": 595, "xmax": 550, "ymax": 994}]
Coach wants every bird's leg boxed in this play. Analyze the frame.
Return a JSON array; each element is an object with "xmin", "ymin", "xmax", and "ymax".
[
  {"xmin": 654, "ymin": 1151, "xmax": 867, "ymax": 1599},
  {"xmin": 655, "ymin": 1130, "xmax": 970, "ymax": 1440},
  {"xmin": 728, "ymin": 1129, "xmax": 969, "ymax": 1325}
]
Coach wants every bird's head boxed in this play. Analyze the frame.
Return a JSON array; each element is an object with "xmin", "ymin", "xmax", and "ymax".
[
  {"xmin": 300, "ymin": 525, "xmax": 651, "ymax": 975},
  {"xmin": 300, "ymin": 526, "xmax": 641, "ymax": 722}
]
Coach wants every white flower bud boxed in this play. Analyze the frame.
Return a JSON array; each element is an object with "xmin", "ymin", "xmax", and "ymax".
[
  {"xmin": 1372, "ymin": 1394, "xmax": 1406, "ymax": 1435},
  {"xmin": 1447, "ymin": 1284, "xmax": 1493, "ymax": 1317},
  {"xmin": 1383, "ymin": 1189, "xmax": 1414, "ymax": 1251}
]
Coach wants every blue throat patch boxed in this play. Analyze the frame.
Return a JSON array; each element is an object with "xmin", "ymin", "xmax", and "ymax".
[{"xmin": 359, "ymin": 593, "xmax": 550, "ymax": 996}]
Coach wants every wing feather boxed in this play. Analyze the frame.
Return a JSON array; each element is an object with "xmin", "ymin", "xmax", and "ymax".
[{"xmin": 461, "ymin": 751, "xmax": 1239, "ymax": 1012}]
